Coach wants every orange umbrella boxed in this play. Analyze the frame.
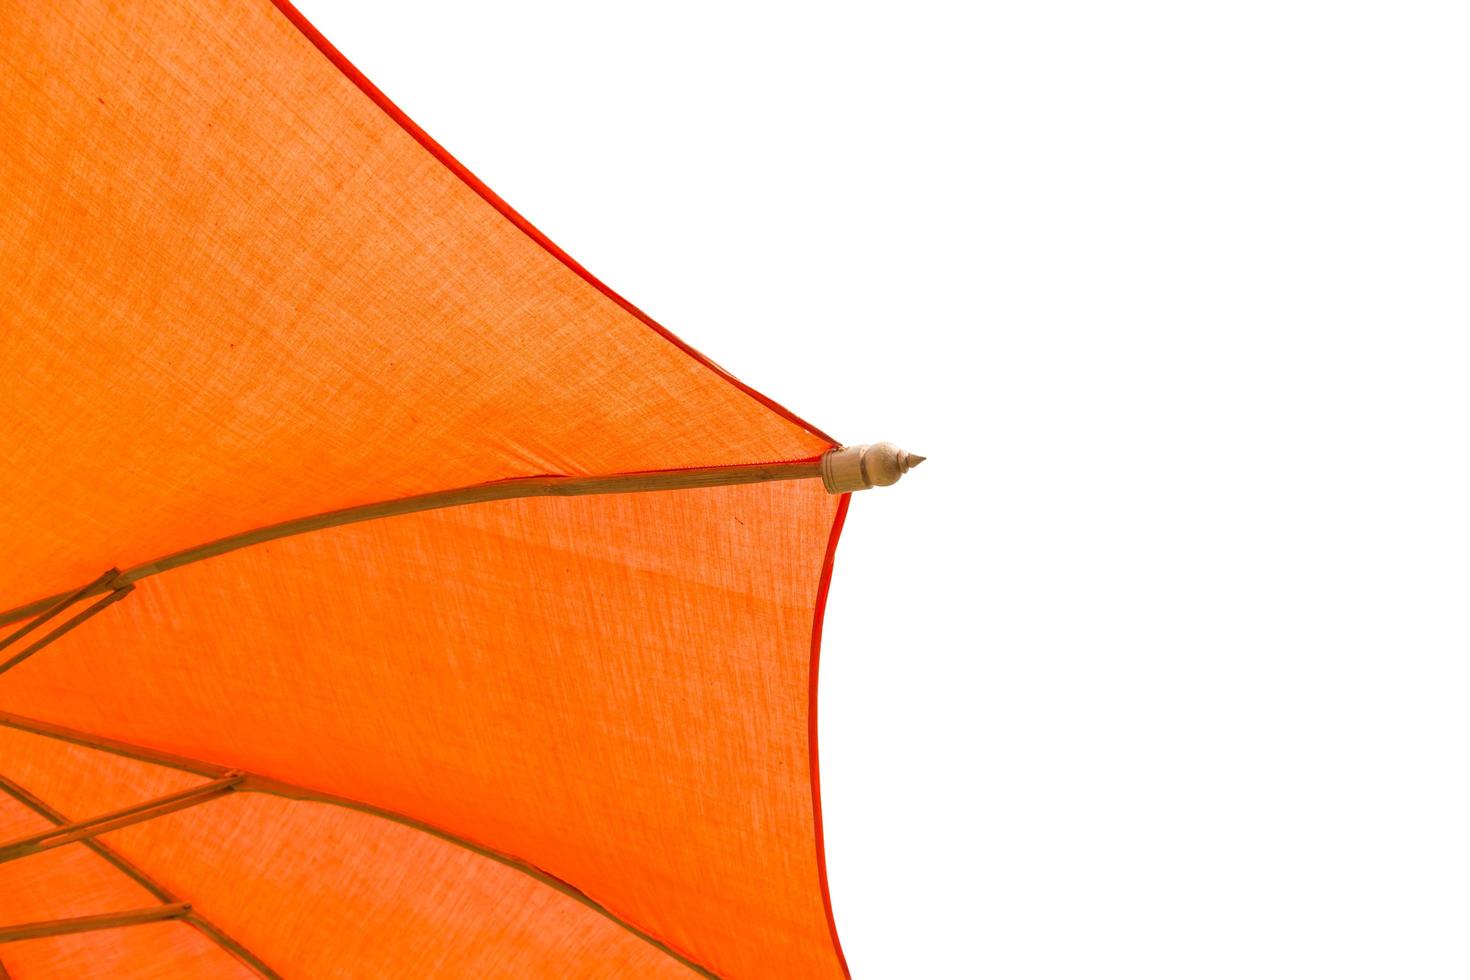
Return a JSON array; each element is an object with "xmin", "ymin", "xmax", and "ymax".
[{"xmin": 0, "ymin": 3, "xmax": 920, "ymax": 977}]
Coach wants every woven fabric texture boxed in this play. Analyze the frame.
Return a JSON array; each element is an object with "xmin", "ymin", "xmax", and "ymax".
[{"xmin": 0, "ymin": 1, "xmax": 849, "ymax": 978}]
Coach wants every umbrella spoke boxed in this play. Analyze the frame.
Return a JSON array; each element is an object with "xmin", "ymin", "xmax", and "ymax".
[
  {"xmin": 0, "ymin": 584, "xmax": 135, "ymax": 678},
  {"xmin": 0, "ymin": 774, "xmax": 242, "ymax": 864},
  {"xmin": 0, "ymin": 774, "xmax": 281, "ymax": 978},
  {"xmin": 0, "ymin": 711, "xmax": 718, "ymax": 978},
  {"xmin": 0, "ymin": 904, "xmax": 190, "ymax": 943},
  {"xmin": 0, "ymin": 568, "xmax": 120, "ymax": 654}
]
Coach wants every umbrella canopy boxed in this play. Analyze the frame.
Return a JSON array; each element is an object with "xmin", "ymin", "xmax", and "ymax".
[{"xmin": 0, "ymin": 2, "xmax": 918, "ymax": 977}]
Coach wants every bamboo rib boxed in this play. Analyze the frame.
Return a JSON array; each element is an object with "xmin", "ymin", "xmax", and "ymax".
[
  {"xmin": 0, "ymin": 586, "xmax": 134, "ymax": 676},
  {"xmin": 0, "ymin": 775, "xmax": 175, "ymax": 905},
  {"xmin": 0, "ymin": 712, "xmax": 718, "ymax": 978},
  {"xmin": 0, "ymin": 460, "xmax": 823, "ymax": 629},
  {"xmin": 0, "ymin": 568, "xmax": 119, "ymax": 653},
  {"xmin": 0, "ymin": 774, "xmax": 241, "ymax": 863},
  {"xmin": 0, "ymin": 904, "xmax": 190, "ymax": 943},
  {"xmin": 0, "ymin": 774, "xmax": 280, "ymax": 978}
]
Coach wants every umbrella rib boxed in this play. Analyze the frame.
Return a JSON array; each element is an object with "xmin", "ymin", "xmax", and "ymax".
[
  {"xmin": 0, "ymin": 459, "xmax": 824, "ymax": 630},
  {"xmin": 0, "ymin": 584, "xmax": 135, "ymax": 678},
  {"xmin": 0, "ymin": 568, "xmax": 120, "ymax": 653},
  {"xmin": 0, "ymin": 773, "xmax": 282, "ymax": 978},
  {"xmin": 0, "ymin": 773, "xmax": 242, "ymax": 864},
  {"xmin": 0, "ymin": 711, "xmax": 720, "ymax": 979},
  {"xmin": 0, "ymin": 903, "xmax": 190, "ymax": 943}
]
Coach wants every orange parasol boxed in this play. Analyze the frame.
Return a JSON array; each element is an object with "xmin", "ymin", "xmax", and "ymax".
[{"xmin": 0, "ymin": 3, "xmax": 920, "ymax": 977}]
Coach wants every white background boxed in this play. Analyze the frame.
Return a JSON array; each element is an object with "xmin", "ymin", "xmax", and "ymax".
[{"xmin": 295, "ymin": 2, "xmax": 1470, "ymax": 976}]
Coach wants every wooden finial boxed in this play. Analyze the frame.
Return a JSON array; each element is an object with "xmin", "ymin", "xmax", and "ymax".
[{"xmin": 820, "ymin": 443, "xmax": 925, "ymax": 494}]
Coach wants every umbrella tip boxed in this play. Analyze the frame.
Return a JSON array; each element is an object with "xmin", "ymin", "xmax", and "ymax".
[{"xmin": 820, "ymin": 443, "xmax": 926, "ymax": 493}]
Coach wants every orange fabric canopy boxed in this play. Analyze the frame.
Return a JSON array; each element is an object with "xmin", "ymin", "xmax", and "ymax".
[{"xmin": 0, "ymin": 2, "xmax": 855, "ymax": 977}]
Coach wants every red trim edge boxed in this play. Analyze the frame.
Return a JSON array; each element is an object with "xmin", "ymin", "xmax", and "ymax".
[
  {"xmin": 809, "ymin": 492, "xmax": 853, "ymax": 978},
  {"xmin": 266, "ymin": 0, "xmax": 836, "ymax": 447}
]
